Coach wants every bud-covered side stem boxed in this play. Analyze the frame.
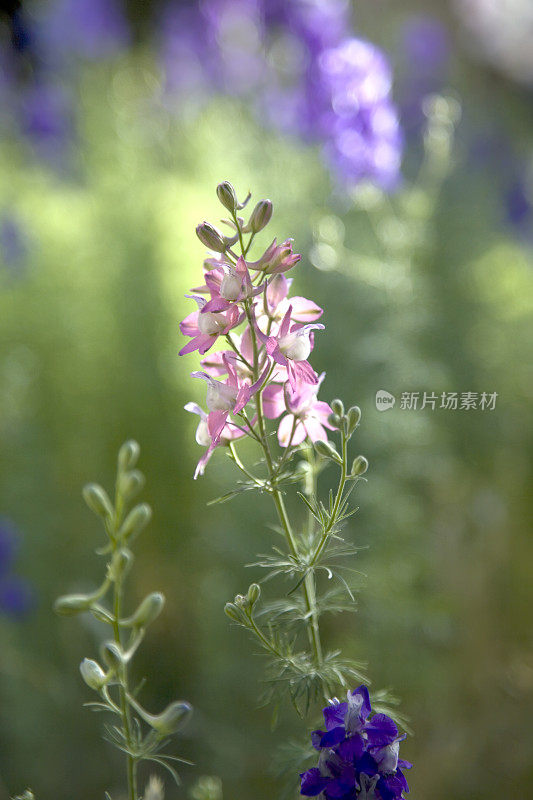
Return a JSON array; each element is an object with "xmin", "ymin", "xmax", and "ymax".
[{"xmin": 110, "ymin": 476, "xmax": 137, "ymax": 800}]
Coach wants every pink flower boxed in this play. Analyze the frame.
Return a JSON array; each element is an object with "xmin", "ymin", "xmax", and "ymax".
[
  {"xmin": 201, "ymin": 256, "xmax": 264, "ymax": 312},
  {"xmin": 184, "ymin": 402, "xmax": 245, "ymax": 479},
  {"xmin": 248, "ymin": 238, "xmax": 301, "ymax": 275},
  {"xmin": 257, "ymin": 305, "xmax": 324, "ymax": 390},
  {"xmin": 256, "ymin": 274, "xmax": 323, "ymax": 332},
  {"xmin": 263, "ymin": 374, "xmax": 335, "ymax": 447},
  {"xmin": 179, "ymin": 294, "xmax": 243, "ymax": 356},
  {"xmin": 192, "ymin": 353, "xmax": 269, "ymax": 445}
]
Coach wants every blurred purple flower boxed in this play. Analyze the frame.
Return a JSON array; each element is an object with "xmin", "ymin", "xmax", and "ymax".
[
  {"xmin": 0, "ymin": 519, "xmax": 34, "ymax": 619},
  {"xmin": 401, "ymin": 15, "xmax": 450, "ymax": 75},
  {"xmin": 35, "ymin": 0, "xmax": 129, "ymax": 64},
  {"xmin": 19, "ymin": 80, "xmax": 73, "ymax": 161},
  {"xmin": 319, "ymin": 39, "xmax": 403, "ymax": 189},
  {"xmin": 0, "ymin": 518, "xmax": 18, "ymax": 575},
  {"xmin": 0, "ymin": 576, "xmax": 34, "ymax": 618},
  {"xmin": 0, "ymin": 214, "xmax": 29, "ymax": 276},
  {"xmin": 397, "ymin": 15, "xmax": 451, "ymax": 135},
  {"xmin": 160, "ymin": 0, "xmax": 403, "ymax": 190}
]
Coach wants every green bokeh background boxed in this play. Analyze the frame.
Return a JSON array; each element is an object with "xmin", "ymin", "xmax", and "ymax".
[{"xmin": 1, "ymin": 2, "xmax": 533, "ymax": 799}]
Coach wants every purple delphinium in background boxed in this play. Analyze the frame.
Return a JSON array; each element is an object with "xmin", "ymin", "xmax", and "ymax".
[
  {"xmin": 1, "ymin": 0, "xmax": 129, "ymax": 162},
  {"xmin": 505, "ymin": 174, "xmax": 533, "ymax": 242},
  {"xmin": 318, "ymin": 39, "xmax": 403, "ymax": 190},
  {"xmin": 32, "ymin": 0, "xmax": 129, "ymax": 65},
  {"xmin": 0, "ymin": 518, "xmax": 33, "ymax": 618},
  {"xmin": 397, "ymin": 15, "xmax": 451, "ymax": 136},
  {"xmin": 0, "ymin": 213, "xmax": 29, "ymax": 278},
  {"xmin": 300, "ymin": 686, "xmax": 412, "ymax": 800},
  {"xmin": 160, "ymin": 0, "xmax": 403, "ymax": 191}
]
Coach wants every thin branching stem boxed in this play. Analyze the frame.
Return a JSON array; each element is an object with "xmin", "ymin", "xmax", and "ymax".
[{"xmin": 112, "ymin": 489, "xmax": 138, "ymax": 800}]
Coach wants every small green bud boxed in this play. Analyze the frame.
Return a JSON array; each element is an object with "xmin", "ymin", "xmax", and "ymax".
[
  {"xmin": 327, "ymin": 412, "xmax": 342, "ymax": 429},
  {"xmin": 127, "ymin": 592, "xmax": 165, "ymax": 628},
  {"xmin": 216, "ymin": 181, "xmax": 238, "ymax": 212},
  {"xmin": 314, "ymin": 440, "xmax": 342, "ymax": 464},
  {"xmin": 119, "ymin": 469, "xmax": 145, "ymax": 501},
  {"xmin": 351, "ymin": 455, "xmax": 369, "ymax": 476},
  {"xmin": 79, "ymin": 658, "xmax": 107, "ymax": 690},
  {"xmin": 224, "ymin": 602, "xmax": 244, "ymax": 622},
  {"xmin": 196, "ymin": 222, "xmax": 226, "ymax": 252},
  {"xmin": 149, "ymin": 700, "xmax": 193, "ymax": 735},
  {"xmin": 346, "ymin": 405, "xmax": 361, "ymax": 436},
  {"xmin": 118, "ymin": 440, "xmax": 140, "ymax": 471},
  {"xmin": 249, "ymin": 199, "xmax": 273, "ymax": 233},
  {"xmin": 246, "ymin": 583, "xmax": 261, "ymax": 606},
  {"xmin": 54, "ymin": 593, "xmax": 94, "ymax": 616},
  {"xmin": 119, "ymin": 503, "xmax": 152, "ymax": 541},
  {"xmin": 101, "ymin": 641, "xmax": 125, "ymax": 671},
  {"xmin": 331, "ymin": 398, "xmax": 345, "ymax": 417},
  {"xmin": 82, "ymin": 483, "xmax": 114, "ymax": 520},
  {"xmin": 150, "ymin": 701, "xmax": 192, "ymax": 736},
  {"xmin": 110, "ymin": 548, "xmax": 134, "ymax": 580}
]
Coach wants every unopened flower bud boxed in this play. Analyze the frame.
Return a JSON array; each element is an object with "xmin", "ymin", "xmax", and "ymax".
[
  {"xmin": 82, "ymin": 483, "xmax": 114, "ymax": 520},
  {"xmin": 119, "ymin": 469, "xmax": 145, "ymax": 501},
  {"xmin": 110, "ymin": 548, "xmax": 134, "ymax": 579},
  {"xmin": 80, "ymin": 658, "xmax": 107, "ymax": 690},
  {"xmin": 150, "ymin": 700, "xmax": 193, "ymax": 735},
  {"xmin": 314, "ymin": 440, "xmax": 342, "ymax": 463},
  {"xmin": 331, "ymin": 399, "xmax": 344, "ymax": 417},
  {"xmin": 246, "ymin": 583, "xmax": 260, "ymax": 606},
  {"xmin": 118, "ymin": 440, "xmax": 140, "ymax": 471},
  {"xmin": 196, "ymin": 222, "xmax": 226, "ymax": 252},
  {"xmin": 249, "ymin": 199, "xmax": 273, "ymax": 233},
  {"xmin": 119, "ymin": 503, "xmax": 152, "ymax": 541},
  {"xmin": 127, "ymin": 592, "xmax": 165, "ymax": 628},
  {"xmin": 327, "ymin": 413, "xmax": 342, "ymax": 429},
  {"xmin": 54, "ymin": 593, "xmax": 94, "ymax": 616},
  {"xmin": 143, "ymin": 776, "xmax": 165, "ymax": 800},
  {"xmin": 216, "ymin": 181, "xmax": 237, "ymax": 212},
  {"xmin": 224, "ymin": 602, "xmax": 244, "ymax": 623},
  {"xmin": 346, "ymin": 406, "xmax": 361, "ymax": 436},
  {"xmin": 101, "ymin": 640, "xmax": 126, "ymax": 670},
  {"xmin": 351, "ymin": 455, "xmax": 369, "ymax": 476}
]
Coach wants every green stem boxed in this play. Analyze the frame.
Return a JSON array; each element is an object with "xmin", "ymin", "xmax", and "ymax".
[
  {"xmin": 112, "ymin": 492, "xmax": 137, "ymax": 800},
  {"xmin": 112, "ymin": 567, "xmax": 137, "ymax": 800},
  {"xmin": 309, "ymin": 429, "xmax": 348, "ymax": 569},
  {"xmin": 244, "ymin": 299, "xmax": 326, "ymax": 686}
]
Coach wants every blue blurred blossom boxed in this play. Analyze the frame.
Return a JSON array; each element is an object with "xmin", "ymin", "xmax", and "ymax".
[
  {"xmin": 397, "ymin": 15, "xmax": 451, "ymax": 135},
  {"xmin": 1, "ymin": 0, "xmax": 128, "ymax": 160},
  {"xmin": 0, "ymin": 213, "xmax": 29, "ymax": 277},
  {"xmin": 0, "ymin": 518, "xmax": 34, "ymax": 619},
  {"xmin": 160, "ymin": 0, "xmax": 403, "ymax": 191}
]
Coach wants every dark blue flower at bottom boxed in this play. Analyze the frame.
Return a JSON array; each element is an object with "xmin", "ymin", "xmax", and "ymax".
[{"xmin": 300, "ymin": 686, "xmax": 412, "ymax": 800}]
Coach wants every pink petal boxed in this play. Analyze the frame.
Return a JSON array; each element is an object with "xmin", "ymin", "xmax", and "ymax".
[
  {"xmin": 208, "ymin": 410, "xmax": 229, "ymax": 445},
  {"xmin": 266, "ymin": 274, "xmax": 289, "ymax": 308},
  {"xmin": 179, "ymin": 334, "xmax": 212, "ymax": 356},
  {"xmin": 262, "ymin": 384, "xmax": 285, "ymax": 419},
  {"xmin": 280, "ymin": 305, "xmax": 292, "ymax": 337},
  {"xmin": 303, "ymin": 417, "xmax": 328, "ymax": 443},
  {"xmin": 202, "ymin": 297, "xmax": 231, "ymax": 313},
  {"xmin": 278, "ymin": 415, "xmax": 306, "ymax": 447},
  {"xmin": 179, "ymin": 310, "xmax": 200, "ymax": 337},
  {"xmin": 290, "ymin": 296, "xmax": 323, "ymax": 322}
]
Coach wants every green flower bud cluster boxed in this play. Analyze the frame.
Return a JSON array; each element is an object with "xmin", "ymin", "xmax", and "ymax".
[
  {"xmin": 224, "ymin": 583, "xmax": 261, "ymax": 626},
  {"xmin": 54, "ymin": 441, "xmax": 192, "ymax": 799},
  {"xmin": 196, "ymin": 181, "xmax": 274, "ymax": 258},
  {"xmin": 313, "ymin": 400, "xmax": 368, "ymax": 479}
]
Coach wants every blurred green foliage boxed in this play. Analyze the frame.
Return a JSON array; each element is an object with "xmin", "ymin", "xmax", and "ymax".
[{"xmin": 1, "ymin": 5, "xmax": 533, "ymax": 800}]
